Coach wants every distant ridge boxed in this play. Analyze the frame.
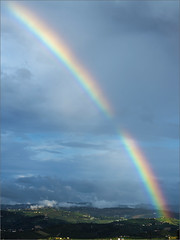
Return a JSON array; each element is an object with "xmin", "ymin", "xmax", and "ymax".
[
  {"xmin": 1, "ymin": 202, "xmax": 179, "ymax": 219},
  {"xmin": 1, "ymin": 202, "xmax": 179, "ymax": 210}
]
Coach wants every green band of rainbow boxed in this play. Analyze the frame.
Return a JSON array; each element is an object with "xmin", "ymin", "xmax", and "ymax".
[{"xmin": 7, "ymin": 2, "xmax": 170, "ymax": 218}]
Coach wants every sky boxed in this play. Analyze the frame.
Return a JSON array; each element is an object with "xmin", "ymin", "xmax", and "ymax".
[{"xmin": 1, "ymin": 1, "xmax": 179, "ymax": 210}]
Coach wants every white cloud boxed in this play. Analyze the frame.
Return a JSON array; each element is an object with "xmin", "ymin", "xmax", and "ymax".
[{"xmin": 39, "ymin": 200, "xmax": 57, "ymax": 207}]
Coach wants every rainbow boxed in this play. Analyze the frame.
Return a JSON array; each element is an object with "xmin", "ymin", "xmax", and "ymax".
[
  {"xmin": 7, "ymin": 2, "xmax": 170, "ymax": 218},
  {"xmin": 8, "ymin": 2, "xmax": 113, "ymax": 119},
  {"xmin": 119, "ymin": 130, "xmax": 170, "ymax": 217}
]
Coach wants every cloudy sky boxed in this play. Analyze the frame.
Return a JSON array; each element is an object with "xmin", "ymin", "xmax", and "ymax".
[{"xmin": 1, "ymin": 1, "xmax": 179, "ymax": 209}]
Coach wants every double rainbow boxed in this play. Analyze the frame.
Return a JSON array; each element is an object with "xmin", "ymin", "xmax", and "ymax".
[{"xmin": 7, "ymin": 2, "xmax": 170, "ymax": 218}]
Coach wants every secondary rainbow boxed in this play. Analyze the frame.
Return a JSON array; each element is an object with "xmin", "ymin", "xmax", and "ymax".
[{"xmin": 8, "ymin": 2, "xmax": 170, "ymax": 218}]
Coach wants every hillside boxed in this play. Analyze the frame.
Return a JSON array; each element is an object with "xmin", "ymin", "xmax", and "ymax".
[{"xmin": 1, "ymin": 207, "xmax": 179, "ymax": 239}]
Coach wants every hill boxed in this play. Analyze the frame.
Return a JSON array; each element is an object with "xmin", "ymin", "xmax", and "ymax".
[{"xmin": 1, "ymin": 207, "xmax": 179, "ymax": 239}]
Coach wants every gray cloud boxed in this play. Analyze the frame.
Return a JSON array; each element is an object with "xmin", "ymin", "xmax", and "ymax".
[
  {"xmin": 60, "ymin": 142, "xmax": 104, "ymax": 149},
  {"xmin": 1, "ymin": 176, "xmax": 149, "ymax": 206},
  {"xmin": 1, "ymin": 67, "xmax": 108, "ymax": 134},
  {"xmin": 2, "ymin": 175, "xmax": 179, "ymax": 207},
  {"xmin": 100, "ymin": 1, "xmax": 179, "ymax": 35}
]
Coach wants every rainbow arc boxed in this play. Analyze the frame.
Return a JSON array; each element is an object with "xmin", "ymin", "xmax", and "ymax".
[{"xmin": 8, "ymin": 2, "xmax": 170, "ymax": 218}]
